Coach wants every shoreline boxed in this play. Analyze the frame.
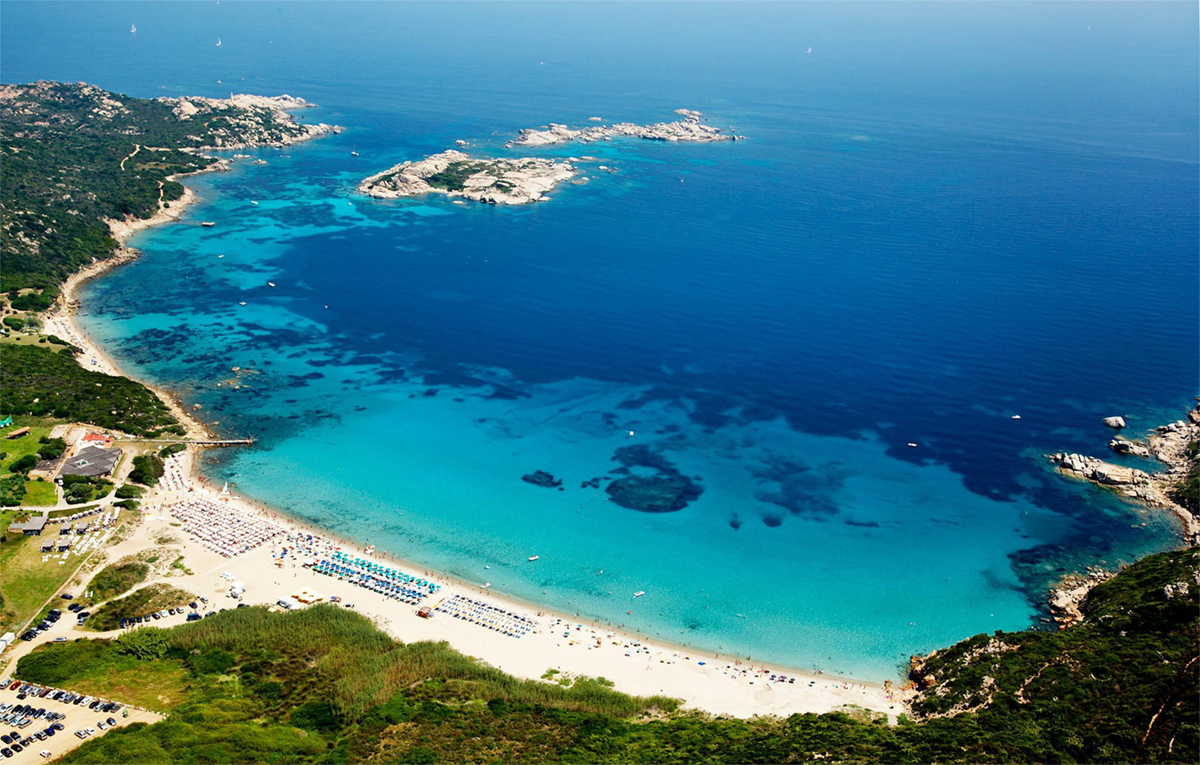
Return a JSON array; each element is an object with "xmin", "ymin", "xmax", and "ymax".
[{"xmin": 39, "ymin": 169, "xmax": 903, "ymax": 720}]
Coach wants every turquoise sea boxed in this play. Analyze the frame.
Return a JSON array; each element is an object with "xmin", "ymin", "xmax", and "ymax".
[{"xmin": 4, "ymin": 2, "xmax": 1197, "ymax": 680}]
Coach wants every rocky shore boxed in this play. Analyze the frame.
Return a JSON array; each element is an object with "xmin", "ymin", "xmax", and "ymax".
[
  {"xmin": 1041, "ymin": 404, "xmax": 1199, "ymax": 627},
  {"xmin": 1046, "ymin": 404, "xmax": 1199, "ymax": 543},
  {"xmin": 160, "ymin": 92, "xmax": 340, "ymax": 149},
  {"xmin": 512, "ymin": 108, "xmax": 742, "ymax": 147},
  {"xmin": 357, "ymin": 150, "xmax": 576, "ymax": 205}
]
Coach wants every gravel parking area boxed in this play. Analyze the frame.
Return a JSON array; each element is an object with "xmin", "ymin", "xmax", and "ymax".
[{"xmin": 0, "ymin": 681, "xmax": 161, "ymax": 764}]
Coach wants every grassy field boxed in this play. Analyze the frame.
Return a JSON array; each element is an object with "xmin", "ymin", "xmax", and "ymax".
[
  {"xmin": 0, "ymin": 419, "xmax": 52, "ymax": 473},
  {"xmin": 21, "ymin": 478, "xmax": 58, "ymax": 506},
  {"xmin": 0, "ymin": 517, "xmax": 88, "ymax": 634},
  {"xmin": 14, "ymin": 638, "xmax": 189, "ymax": 711}
]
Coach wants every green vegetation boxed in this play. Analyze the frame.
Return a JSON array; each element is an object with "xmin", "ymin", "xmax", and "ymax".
[
  {"xmin": 21, "ymin": 478, "xmax": 57, "ymax": 506},
  {"xmin": 2, "ymin": 81, "xmax": 322, "ymax": 293},
  {"xmin": 15, "ymin": 634, "xmax": 189, "ymax": 710},
  {"xmin": 89, "ymin": 559, "xmax": 151, "ymax": 603},
  {"xmin": 37, "ymin": 434, "xmax": 67, "ymax": 460},
  {"xmin": 425, "ymin": 161, "xmax": 484, "ymax": 191},
  {"xmin": 10, "ymin": 549, "xmax": 1192, "ymax": 764},
  {"xmin": 127, "ymin": 454, "xmax": 164, "ymax": 485},
  {"xmin": 158, "ymin": 442, "xmax": 186, "ymax": 458},
  {"xmin": 1170, "ymin": 440, "xmax": 1198, "ymax": 512},
  {"xmin": 0, "ymin": 344, "xmax": 181, "ymax": 436},
  {"xmin": 115, "ymin": 483, "xmax": 144, "ymax": 499},
  {"xmin": 86, "ymin": 583, "xmax": 195, "ymax": 632},
  {"xmin": 61, "ymin": 474, "xmax": 112, "ymax": 505},
  {"xmin": 0, "ymin": 509, "xmax": 92, "ymax": 633}
]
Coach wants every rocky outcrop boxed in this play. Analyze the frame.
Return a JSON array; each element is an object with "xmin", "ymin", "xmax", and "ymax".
[
  {"xmin": 1109, "ymin": 437, "xmax": 1151, "ymax": 459},
  {"xmin": 521, "ymin": 470, "xmax": 563, "ymax": 489},
  {"xmin": 158, "ymin": 92, "xmax": 339, "ymax": 149},
  {"xmin": 1048, "ymin": 404, "xmax": 1200, "ymax": 542},
  {"xmin": 1047, "ymin": 567, "xmax": 1114, "ymax": 628},
  {"xmin": 1103, "ymin": 416, "xmax": 1126, "ymax": 429},
  {"xmin": 511, "ymin": 109, "xmax": 743, "ymax": 147},
  {"xmin": 358, "ymin": 150, "xmax": 575, "ymax": 205}
]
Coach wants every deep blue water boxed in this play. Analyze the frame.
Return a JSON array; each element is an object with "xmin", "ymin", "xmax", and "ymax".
[{"xmin": 4, "ymin": 2, "xmax": 1197, "ymax": 679}]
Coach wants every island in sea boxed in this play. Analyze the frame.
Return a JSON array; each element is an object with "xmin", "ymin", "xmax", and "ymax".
[
  {"xmin": 357, "ymin": 150, "xmax": 577, "ymax": 205},
  {"xmin": 511, "ymin": 108, "xmax": 743, "ymax": 146},
  {"xmin": 0, "ymin": 81, "xmax": 1197, "ymax": 765},
  {"xmin": 357, "ymin": 110, "xmax": 742, "ymax": 205}
]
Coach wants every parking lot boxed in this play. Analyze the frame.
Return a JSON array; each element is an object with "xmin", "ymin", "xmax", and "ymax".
[{"xmin": 0, "ymin": 680, "xmax": 161, "ymax": 764}]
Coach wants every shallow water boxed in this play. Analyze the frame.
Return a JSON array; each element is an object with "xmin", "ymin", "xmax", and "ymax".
[{"xmin": 5, "ymin": 1, "xmax": 1197, "ymax": 679}]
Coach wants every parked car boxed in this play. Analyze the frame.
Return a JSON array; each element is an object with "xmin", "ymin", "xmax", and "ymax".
[
  {"xmin": 189, "ymin": 602, "xmax": 199, "ymax": 610},
  {"xmin": 0, "ymin": 747, "xmax": 10, "ymax": 758},
  {"xmin": 199, "ymin": 596, "xmax": 209, "ymax": 604},
  {"xmin": 186, "ymin": 613, "xmax": 201, "ymax": 622},
  {"xmin": 151, "ymin": 613, "xmax": 161, "ymax": 621},
  {"xmin": 105, "ymin": 718, "xmax": 116, "ymax": 726},
  {"xmin": 60, "ymin": 594, "xmax": 73, "ymax": 600},
  {"xmin": 167, "ymin": 608, "xmax": 176, "ymax": 616}
]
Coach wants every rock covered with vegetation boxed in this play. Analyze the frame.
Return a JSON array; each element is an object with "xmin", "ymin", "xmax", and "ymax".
[
  {"xmin": 0, "ymin": 81, "xmax": 334, "ymax": 292},
  {"xmin": 909, "ymin": 547, "xmax": 1198, "ymax": 763},
  {"xmin": 358, "ymin": 150, "xmax": 576, "ymax": 205}
]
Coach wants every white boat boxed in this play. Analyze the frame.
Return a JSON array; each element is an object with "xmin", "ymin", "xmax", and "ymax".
[
  {"xmin": 633, "ymin": 590, "xmax": 645, "ymax": 598},
  {"xmin": 1011, "ymin": 415, "xmax": 1022, "ymax": 420},
  {"xmin": 267, "ymin": 282, "xmax": 276, "ymax": 287},
  {"xmin": 216, "ymin": 37, "xmax": 222, "ymax": 47},
  {"xmin": 250, "ymin": 200, "xmax": 258, "ymax": 205},
  {"xmin": 238, "ymin": 301, "xmax": 246, "ymax": 306},
  {"xmin": 528, "ymin": 555, "xmax": 539, "ymax": 562},
  {"xmin": 201, "ymin": 221, "xmax": 216, "ymax": 227},
  {"xmin": 907, "ymin": 442, "xmax": 918, "ymax": 448},
  {"xmin": 131, "ymin": 24, "xmax": 137, "ymax": 34},
  {"xmin": 217, "ymin": 254, "xmax": 224, "ymax": 258}
]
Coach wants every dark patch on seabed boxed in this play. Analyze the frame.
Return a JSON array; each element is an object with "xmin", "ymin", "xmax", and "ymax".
[
  {"xmin": 750, "ymin": 453, "xmax": 850, "ymax": 524},
  {"xmin": 604, "ymin": 444, "xmax": 703, "ymax": 512}
]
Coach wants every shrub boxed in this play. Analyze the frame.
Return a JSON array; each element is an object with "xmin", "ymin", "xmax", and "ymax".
[{"xmin": 114, "ymin": 627, "xmax": 170, "ymax": 660}]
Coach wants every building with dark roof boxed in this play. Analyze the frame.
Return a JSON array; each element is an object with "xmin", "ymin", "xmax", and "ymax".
[
  {"xmin": 59, "ymin": 446, "xmax": 121, "ymax": 478},
  {"xmin": 7, "ymin": 514, "xmax": 48, "ymax": 536}
]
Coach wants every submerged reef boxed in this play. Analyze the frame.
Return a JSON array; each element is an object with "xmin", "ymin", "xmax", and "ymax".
[{"xmin": 604, "ymin": 445, "xmax": 703, "ymax": 512}]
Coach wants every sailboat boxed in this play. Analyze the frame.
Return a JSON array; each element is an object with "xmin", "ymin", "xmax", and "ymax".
[
  {"xmin": 350, "ymin": 143, "xmax": 359, "ymax": 157},
  {"xmin": 216, "ymin": 37, "xmax": 222, "ymax": 47},
  {"xmin": 130, "ymin": 24, "xmax": 137, "ymax": 34}
]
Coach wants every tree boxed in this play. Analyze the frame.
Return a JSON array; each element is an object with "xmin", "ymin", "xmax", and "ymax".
[{"xmin": 9, "ymin": 454, "xmax": 38, "ymax": 473}]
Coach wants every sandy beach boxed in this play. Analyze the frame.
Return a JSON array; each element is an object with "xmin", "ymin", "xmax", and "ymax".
[{"xmin": 22, "ymin": 172, "xmax": 906, "ymax": 721}]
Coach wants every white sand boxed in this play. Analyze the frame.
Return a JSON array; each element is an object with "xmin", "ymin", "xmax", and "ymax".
[{"xmin": 19, "ymin": 176, "xmax": 908, "ymax": 721}]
